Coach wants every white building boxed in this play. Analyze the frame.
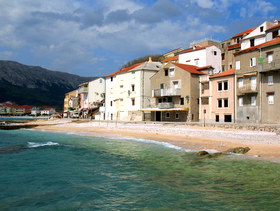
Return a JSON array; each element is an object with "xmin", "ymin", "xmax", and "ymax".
[
  {"xmin": 178, "ymin": 45, "xmax": 221, "ymax": 74},
  {"xmin": 105, "ymin": 59, "xmax": 162, "ymax": 121},
  {"xmin": 87, "ymin": 77, "xmax": 106, "ymax": 120},
  {"xmin": 241, "ymin": 21, "xmax": 274, "ymax": 50}
]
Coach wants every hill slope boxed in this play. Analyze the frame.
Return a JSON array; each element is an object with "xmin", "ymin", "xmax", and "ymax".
[{"xmin": 0, "ymin": 61, "xmax": 96, "ymax": 110}]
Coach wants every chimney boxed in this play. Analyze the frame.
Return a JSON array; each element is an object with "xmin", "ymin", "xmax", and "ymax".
[
  {"xmin": 274, "ymin": 20, "xmax": 280, "ymax": 25},
  {"xmin": 148, "ymin": 56, "xmax": 152, "ymax": 62}
]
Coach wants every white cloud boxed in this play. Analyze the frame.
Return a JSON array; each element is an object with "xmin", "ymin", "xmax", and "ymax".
[
  {"xmin": 191, "ymin": 0, "xmax": 214, "ymax": 8},
  {"xmin": 240, "ymin": 0, "xmax": 276, "ymax": 18}
]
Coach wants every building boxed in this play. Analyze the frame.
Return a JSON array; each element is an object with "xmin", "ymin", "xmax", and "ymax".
[
  {"xmin": 149, "ymin": 62, "xmax": 205, "ymax": 122},
  {"xmin": 40, "ymin": 106, "xmax": 56, "ymax": 116},
  {"xmin": 88, "ymin": 77, "xmax": 106, "ymax": 119},
  {"xmin": 63, "ymin": 90, "xmax": 79, "ymax": 118},
  {"xmin": 178, "ymin": 42, "xmax": 222, "ymax": 74},
  {"xmin": 78, "ymin": 82, "xmax": 89, "ymax": 118},
  {"xmin": 105, "ymin": 59, "xmax": 162, "ymax": 121},
  {"xmin": 234, "ymin": 37, "xmax": 280, "ymax": 123},
  {"xmin": 199, "ymin": 68, "xmax": 235, "ymax": 123}
]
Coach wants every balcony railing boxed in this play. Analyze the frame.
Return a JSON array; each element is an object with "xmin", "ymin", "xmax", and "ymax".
[
  {"xmin": 238, "ymin": 84, "xmax": 258, "ymax": 93},
  {"xmin": 153, "ymin": 88, "xmax": 181, "ymax": 97},
  {"xmin": 158, "ymin": 102, "xmax": 174, "ymax": 109},
  {"xmin": 78, "ymin": 87, "xmax": 88, "ymax": 93}
]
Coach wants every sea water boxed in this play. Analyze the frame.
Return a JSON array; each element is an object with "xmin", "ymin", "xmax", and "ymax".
[{"xmin": 1, "ymin": 129, "xmax": 280, "ymax": 210}]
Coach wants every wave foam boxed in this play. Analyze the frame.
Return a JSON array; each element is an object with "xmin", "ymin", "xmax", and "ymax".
[{"xmin": 27, "ymin": 142, "xmax": 60, "ymax": 148}]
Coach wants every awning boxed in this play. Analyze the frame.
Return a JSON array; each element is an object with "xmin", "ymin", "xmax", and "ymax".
[
  {"xmin": 243, "ymin": 72, "xmax": 258, "ymax": 77},
  {"xmin": 140, "ymin": 108, "xmax": 189, "ymax": 112}
]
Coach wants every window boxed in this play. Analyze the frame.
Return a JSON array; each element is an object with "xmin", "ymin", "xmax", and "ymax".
[
  {"xmin": 120, "ymin": 85, "xmax": 123, "ymax": 88},
  {"xmin": 186, "ymin": 60, "xmax": 191, "ymax": 63},
  {"xmin": 158, "ymin": 98, "xmax": 163, "ymax": 103},
  {"xmin": 224, "ymin": 81, "xmax": 228, "ymax": 90},
  {"xmin": 224, "ymin": 99, "xmax": 228, "ymax": 108},
  {"xmin": 99, "ymin": 79, "xmax": 103, "ymax": 83},
  {"xmin": 131, "ymin": 98, "xmax": 135, "ymax": 106},
  {"xmin": 218, "ymin": 99, "xmax": 223, "ymax": 108},
  {"xmin": 195, "ymin": 58, "xmax": 199, "ymax": 66},
  {"xmin": 268, "ymin": 94, "xmax": 274, "ymax": 104},
  {"xmin": 250, "ymin": 38, "xmax": 255, "ymax": 47},
  {"xmin": 218, "ymin": 82, "xmax": 223, "ymax": 91},
  {"xmin": 111, "ymin": 77, "xmax": 113, "ymax": 82},
  {"xmin": 260, "ymin": 26, "xmax": 264, "ymax": 32},
  {"xmin": 221, "ymin": 53, "xmax": 225, "ymax": 60},
  {"xmin": 131, "ymin": 84, "xmax": 135, "ymax": 91},
  {"xmin": 180, "ymin": 98, "xmax": 184, "ymax": 105},
  {"xmin": 267, "ymin": 53, "xmax": 273, "ymax": 63},
  {"xmin": 213, "ymin": 51, "xmax": 217, "ymax": 55},
  {"xmin": 272, "ymin": 30, "xmax": 279, "ymax": 39},
  {"xmin": 201, "ymin": 97, "xmax": 209, "ymax": 105},
  {"xmin": 167, "ymin": 97, "xmax": 172, "ymax": 102},
  {"xmin": 173, "ymin": 81, "xmax": 179, "ymax": 89},
  {"xmin": 216, "ymin": 115, "xmax": 219, "ymax": 122},
  {"xmin": 110, "ymin": 101, "xmax": 113, "ymax": 106},
  {"xmin": 238, "ymin": 97, "xmax": 243, "ymax": 106},
  {"xmin": 251, "ymin": 77, "xmax": 257, "ymax": 89},
  {"xmin": 160, "ymin": 83, "xmax": 165, "ymax": 89},
  {"xmin": 236, "ymin": 61, "xmax": 240, "ymax": 70},
  {"xmin": 268, "ymin": 75, "xmax": 273, "ymax": 85},
  {"xmin": 251, "ymin": 96, "xmax": 256, "ymax": 106},
  {"xmin": 224, "ymin": 115, "xmax": 232, "ymax": 122},
  {"xmin": 250, "ymin": 57, "xmax": 256, "ymax": 67},
  {"xmin": 175, "ymin": 113, "xmax": 179, "ymax": 119},
  {"xmin": 164, "ymin": 69, "xmax": 168, "ymax": 76},
  {"xmin": 169, "ymin": 68, "xmax": 175, "ymax": 77},
  {"xmin": 166, "ymin": 112, "xmax": 170, "ymax": 118}
]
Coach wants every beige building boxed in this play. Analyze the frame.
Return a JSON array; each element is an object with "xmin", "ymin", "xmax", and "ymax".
[
  {"xmin": 149, "ymin": 62, "xmax": 205, "ymax": 122},
  {"xmin": 234, "ymin": 37, "xmax": 280, "ymax": 123}
]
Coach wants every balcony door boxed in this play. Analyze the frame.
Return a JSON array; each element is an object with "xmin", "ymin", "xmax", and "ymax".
[{"xmin": 251, "ymin": 77, "xmax": 257, "ymax": 90}]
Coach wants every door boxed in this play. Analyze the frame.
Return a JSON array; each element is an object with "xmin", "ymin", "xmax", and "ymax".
[
  {"xmin": 156, "ymin": 111, "xmax": 161, "ymax": 121},
  {"xmin": 251, "ymin": 77, "xmax": 257, "ymax": 91}
]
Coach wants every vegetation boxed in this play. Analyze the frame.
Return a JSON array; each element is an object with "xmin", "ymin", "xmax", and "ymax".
[{"xmin": 122, "ymin": 55, "xmax": 162, "ymax": 68}]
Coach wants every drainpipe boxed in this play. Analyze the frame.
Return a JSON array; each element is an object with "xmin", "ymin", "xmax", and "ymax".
[{"xmin": 259, "ymin": 48, "xmax": 262, "ymax": 124}]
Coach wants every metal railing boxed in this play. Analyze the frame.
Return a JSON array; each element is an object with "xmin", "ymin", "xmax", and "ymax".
[
  {"xmin": 238, "ymin": 84, "xmax": 258, "ymax": 93},
  {"xmin": 158, "ymin": 102, "xmax": 174, "ymax": 109},
  {"xmin": 153, "ymin": 88, "xmax": 181, "ymax": 97}
]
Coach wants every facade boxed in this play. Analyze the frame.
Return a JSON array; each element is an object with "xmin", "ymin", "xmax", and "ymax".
[
  {"xmin": 266, "ymin": 21, "xmax": 280, "ymax": 42},
  {"xmin": 105, "ymin": 60, "xmax": 162, "ymax": 121},
  {"xmin": 199, "ymin": 69, "xmax": 235, "ymax": 123},
  {"xmin": 88, "ymin": 77, "xmax": 106, "ymax": 119},
  {"xmin": 149, "ymin": 62, "xmax": 205, "ymax": 122},
  {"xmin": 234, "ymin": 37, "xmax": 280, "ymax": 123},
  {"xmin": 78, "ymin": 82, "xmax": 89, "ymax": 118},
  {"xmin": 41, "ymin": 107, "xmax": 56, "ymax": 116},
  {"xmin": 63, "ymin": 90, "xmax": 78, "ymax": 117},
  {"xmin": 178, "ymin": 43, "xmax": 221, "ymax": 74}
]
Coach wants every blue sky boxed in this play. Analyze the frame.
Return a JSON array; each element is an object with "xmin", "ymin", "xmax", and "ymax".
[{"xmin": 0, "ymin": 0, "xmax": 279, "ymax": 76}]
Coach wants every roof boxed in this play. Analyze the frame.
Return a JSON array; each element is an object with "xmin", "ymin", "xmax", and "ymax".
[
  {"xmin": 228, "ymin": 43, "xmax": 241, "ymax": 50},
  {"xmin": 172, "ymin": 63, "xmax": 205, "ymax": 75},
  {"xmin": 177, "ymin": 45, "xmax": 210, "ymax": 54},
  {"xmin": 266, "ymin": 23, "xmax": 280, "ymax": 32},
  {"xmin": 197, "ymin": 65, "xmax": 213, "ymax": 70},
  {"xmin": 106, "ymin": 63, "xmax": 143, "ymax": 77},
  {"xmin": 210, "ymin": 68, "xmax": 235, "ymax": 79},
  {"xmin": 162, "ymin": 55, "xmax": 178, "ymax": 62},
  {"xmin": 234, "ymin": 37, "xmax": 280, "ymax": 55},
  {"xmin": 231, "ymin": 27, "xmax": 257, "ymax": 38}
]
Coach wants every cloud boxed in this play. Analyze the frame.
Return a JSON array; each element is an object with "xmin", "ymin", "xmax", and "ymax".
[
  {"xmin": 240, "ymin": 0, "xmax": 277, "ymax": 18},
  {"xmin": 191, "ymin": 0, "xmax": 214, "ymax": 8}
]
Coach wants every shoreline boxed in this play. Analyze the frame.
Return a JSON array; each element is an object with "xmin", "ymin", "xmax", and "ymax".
[{"xmin": 27, "ymin": 119, "xmax": 280, "ymax": 163}]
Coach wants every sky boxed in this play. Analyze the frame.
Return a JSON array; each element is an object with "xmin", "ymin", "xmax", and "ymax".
[{"xmin": 0, "ymin": 0, "xmax": 279, "ymax": 77}]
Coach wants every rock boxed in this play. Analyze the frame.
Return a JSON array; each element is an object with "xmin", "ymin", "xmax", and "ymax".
[
  {"xmin": 225, "ymin": 147, "xmax": 250, "ymax": 154},
  {"xmin": 196, "ymin": 151, "xmax": 209, "ymax": 156}
]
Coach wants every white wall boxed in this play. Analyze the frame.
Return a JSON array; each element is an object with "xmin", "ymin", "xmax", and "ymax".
[
  {"xmin": 178, "ymin": 46, "xmax": 221, "ymax": 74},
  {"xmin": 88, "ymin": 78, "xmax": 105, "ymax": 107}
]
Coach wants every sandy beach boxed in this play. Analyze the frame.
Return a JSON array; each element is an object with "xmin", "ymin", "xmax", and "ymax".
[{"xmin": 31, "ymin": 119, "xmax": 280, "ymax": 162}]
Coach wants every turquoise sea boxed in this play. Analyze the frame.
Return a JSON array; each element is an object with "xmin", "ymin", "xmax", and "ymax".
[{"xmin": 1, "ymin": 129, "xmax": 280, "ymax": 210}]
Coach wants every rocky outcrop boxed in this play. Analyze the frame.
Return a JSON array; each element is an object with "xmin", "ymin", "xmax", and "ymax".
[
  {"xmin": 225, "ymin": 147, "xmax": 250, "ymax": 154},
  {"xmin": 196, "ymin": 147, "xmax": 250, "ymax": 159}
]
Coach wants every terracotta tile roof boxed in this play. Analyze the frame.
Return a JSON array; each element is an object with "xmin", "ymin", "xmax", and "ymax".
[
  {"xmin": 234, "ymin": 37, "xmax": 280, "ymax": 55},
  {"xmin": 266, "ymin": 24, "xmax": 280, "ymax": 32},
  {"xmin": 178, "ymin": 45, "xmax": 210, "ymax": 54},
  {"xmin": 197, "ymin": 65, "xmax": 213, "ymax": 70},
  {"xmin": 228, "ymin": 43, "xmax": 241, "ymax": 50},
  {"xmin": 210, "ymin": 68, "xmax": 235, "ymax": 79},
  {"xmin": 231, "ymin": 27, "xmax": 257, "ymax": 38},
  {"xmin": 162, "ymin": 55, "xmax": 178, "ymax": 62},
  {"xmin": 172, "ymin": 63, "xmax": 205, "ymax": 75},
  {"xmin": 106, "ymin": 63, "xmax": 143, "ymax": 77}
]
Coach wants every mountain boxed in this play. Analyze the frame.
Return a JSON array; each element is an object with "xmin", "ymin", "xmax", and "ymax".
[{"xmin": 0, "ymin": 60, "xmax": 97, "ymax": 110}]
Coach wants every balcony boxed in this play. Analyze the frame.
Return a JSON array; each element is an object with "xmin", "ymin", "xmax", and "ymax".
[
  {"xmin": 158, "ymin": 102, "xmax": 174, "ymax": 109},
  {"xmin": 78, "ymin": 87, "xmax": 88, "ymax": 94},
  {"xmin": 153, "ymin": 88, "xmax": 181, "ymax": 97},
  {"xmin": 238, "ymin": 84, "xmax": 258, "ymax": 94}
]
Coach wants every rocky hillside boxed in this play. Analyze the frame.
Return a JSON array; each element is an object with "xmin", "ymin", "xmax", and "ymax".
[{"xmin": 0, "ymin": 60, "xmax": 96, "ymax": 110}]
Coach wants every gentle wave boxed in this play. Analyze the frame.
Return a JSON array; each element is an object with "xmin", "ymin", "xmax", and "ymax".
[{"xmin": 27, "ymin": 142, "xmax": 60, "ymax": 148}]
